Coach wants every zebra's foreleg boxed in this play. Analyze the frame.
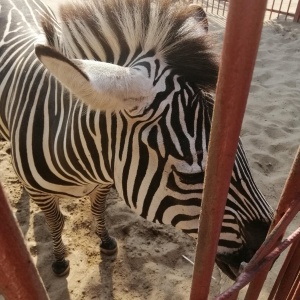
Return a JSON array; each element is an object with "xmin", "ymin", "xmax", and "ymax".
[
  {"xmin": 90, "ymin": 185, "xmax": 117, "ymax": 255},
  {"xmin": 32, "ymin": 194, "xmax": 70, "ymax": 276}
]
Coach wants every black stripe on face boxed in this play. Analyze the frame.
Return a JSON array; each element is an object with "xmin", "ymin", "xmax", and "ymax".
[
  {"xmin": 153, "ymin": 196, "xmax": 200, "ymax": 224},
  {"xmin": 171, "ymin": 214, "xmax": 199, "ymax": 227}
]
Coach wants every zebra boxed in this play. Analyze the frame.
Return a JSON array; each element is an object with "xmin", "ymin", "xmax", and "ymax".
[{"xmin": 0, "ymin": 0, "xmax": 273, "ymax": 280}]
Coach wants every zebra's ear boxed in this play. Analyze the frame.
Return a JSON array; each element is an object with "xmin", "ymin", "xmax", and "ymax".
[
  {"xmin": 188, "ymin": 5, "xmax": 208, "ymax": 32},
  {"xmin": 35, "ymin": 44, "xmax": 154, "ymax": 111}
]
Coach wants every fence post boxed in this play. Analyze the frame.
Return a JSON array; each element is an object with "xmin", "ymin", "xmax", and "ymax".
[
  {"xmin": 0, "ymin": 183, "xmax": 49, "ymax": 300},
  {"xmin": 189, "ymin": 0, "xmax": 268, "ymax": 299},
  {"xmin": 245, "ymin": 146, "xmax": 300, "ymax": 299},
  {"xmin": 293, "ymin": 0, "xmax": 300, "ymax": 22}
]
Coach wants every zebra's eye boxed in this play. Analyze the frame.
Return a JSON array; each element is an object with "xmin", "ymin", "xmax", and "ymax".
[
  {"xmin": 171, "ymin": 165, "xmax": 204, "ymax": 185},
  {"xmin": 179, "ymin": 172, "xmax": 204, "ymax": 185},
  {"xmin": 128, "ymin": 106, "xmax": 139, "ymax": 112}
]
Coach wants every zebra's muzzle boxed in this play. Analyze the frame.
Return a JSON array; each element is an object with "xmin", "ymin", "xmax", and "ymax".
[{"xmin": 215, "ymin": 260, "xmax": 240, "ymax": 280}]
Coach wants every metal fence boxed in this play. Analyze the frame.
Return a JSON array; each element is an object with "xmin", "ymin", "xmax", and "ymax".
[
  {"xmin": 194, "ymin": 0, "xmax": 300, "ymax": 22},
  {"xmin": 189, "ymin": 0, "xmax": 300, "ymax": 299}
]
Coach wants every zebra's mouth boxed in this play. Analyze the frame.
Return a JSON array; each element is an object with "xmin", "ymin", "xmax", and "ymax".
[
  {"xmin": 215, "ymin": 260, "xmax": 239, "ymax": 280},
  {"xmin": 215, "ymin": 247, "xmax": 254, "ymax": 280}
]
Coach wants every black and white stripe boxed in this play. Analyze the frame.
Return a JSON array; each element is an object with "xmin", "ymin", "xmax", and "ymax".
[{"xmin": 0, "ymin": 0, "xmax": 273, "ymax": 279}]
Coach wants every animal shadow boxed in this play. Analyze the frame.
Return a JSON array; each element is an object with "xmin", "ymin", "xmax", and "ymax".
[{"xmin": 33, "ymin": 213, "xmax": 71, "ymax": 300}]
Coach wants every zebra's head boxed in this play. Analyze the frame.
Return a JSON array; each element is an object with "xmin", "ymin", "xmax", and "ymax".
[
  {"xmin": 216, "ymin": 218, "xmax": 271, "ymax": 279},
  {"xmin": 213, "ymin": 149, "xmax": 273, "ymax": 279},
  {"xmin": 35, "ymin": 0, "xmax": 273, "ymax": 280},
  {"xmin": 35, "ymin": 0, "xmax": 215, "ymax": 113}
]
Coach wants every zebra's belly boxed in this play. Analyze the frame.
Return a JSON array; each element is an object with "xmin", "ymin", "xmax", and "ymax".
[
  {"xmin": 23, "ymin": 181, "xmax": 100, "ymax": 199},
  {"xmin": 48, "ymin": 183, "xmax": 100, "ymax": 198}
]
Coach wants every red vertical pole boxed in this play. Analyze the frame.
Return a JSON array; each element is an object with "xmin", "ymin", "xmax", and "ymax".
[
  {"xmin": 287, "ymin": 269, "xmax": 300, "ymax": 300},
  {"xmin": 0, "ymin": 184, "xmax": 49, "ymax": 300},
  {"xmin": 189, "ymin": 0, "xmax": 267, "ymax": 299},
  {"xmin": 268, "ymin": 239, "xmax": 300, "ymax": 299},
  {"xmin": 269, "ymin": 147, "xmax": 300, "ymax": 235},
  {"xmin": 278, "ymin": 0, "xmax": 284, "ymax": 19},
  {"xmin": 289, "ymin": 271, "xmax": 300, "ymax": 299},
  {"xmin": 269, "ymin": 0, "xmax": 276, "ymax": 20},
  {"xmin": 285, "ymin": 0, "xmax": 293, "ymax": 20},
  {"xmin": 294, "ymin": 0, "xmax": 300, "ymax": 22},
  {"xmin": 274, "ymin": 242, "xmax": 300, "ymax": 300},
  {"xmin": 245, "ymin": 146, "xmax": 300, "ymax": 299},
  {"xmin": 222, "ymin": 0, "xmax": 227, "ymax": 16}
]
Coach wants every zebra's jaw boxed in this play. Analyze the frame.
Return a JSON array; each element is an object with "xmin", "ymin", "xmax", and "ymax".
[{"xmin": 35, "ymin": 44, "xmax": 156, "ymax": 112}]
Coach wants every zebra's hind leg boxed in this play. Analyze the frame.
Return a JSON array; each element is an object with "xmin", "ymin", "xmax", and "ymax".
[
  {"xmin": 31, "ymin": 193, "xmax": 70, "ymax": 276},
  {"xmin": 90, "ymin": 185, "xmax": 117, "ymax": 255}
]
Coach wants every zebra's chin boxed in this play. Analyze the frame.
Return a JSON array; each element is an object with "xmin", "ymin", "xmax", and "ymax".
[
  {"xmin": 215, "ymin": 219, "xmax": 271, "ymax": 280},
  {"xmin": 215, "ymin": 260, "xmax": 240, "ymax": 281},
  {"xmin": 215, "ymin": 247, "xmax": 256, "ymax": 280}
]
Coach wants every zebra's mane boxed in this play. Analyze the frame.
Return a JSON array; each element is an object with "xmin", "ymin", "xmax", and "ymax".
[{"xmin": 41, "ymin": 0, "xmax": 219, "ymax": 91}]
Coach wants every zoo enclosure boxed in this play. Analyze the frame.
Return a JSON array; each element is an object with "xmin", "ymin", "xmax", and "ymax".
[
  {"xmin": 0, "ymin": 0, "xmax": 299, "ymax": 299},
  {"xmin": 193, "ymin": 0, "xmax": 300, "ymax": 22}
]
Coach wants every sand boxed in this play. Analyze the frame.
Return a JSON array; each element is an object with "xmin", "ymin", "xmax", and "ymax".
[{"xmin": 0, "ymin": 3, "xmax": 299, "ymax": 300}]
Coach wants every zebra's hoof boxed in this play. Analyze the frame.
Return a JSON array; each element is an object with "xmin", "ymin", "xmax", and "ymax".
[
  {"xmin": 100, "ymin": 237, "xmax": 118, "ymax": 255},
  {"xmin": 52, "ymin": 259, "xmax": 70, "ymax": 276}
]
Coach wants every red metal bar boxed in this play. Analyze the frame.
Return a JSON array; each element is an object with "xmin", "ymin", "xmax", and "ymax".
[
  {"xmin": 265, "ymin": 9, "xmax": 295, "ymax": 18},
  {"xmin": 217, "ymin": 226, "xmax": 300, "ymax": 300},
  {"xmin": 245, "ymin": 146, "xmax": 300, "ymax": 299},
  {"xmin": 270, "ymin": 147, "xmax": 300, "ymax": 233},
  {"xmin": 222, "ymin": 0, "xmax": 227, "ymax": 17},
  {"xmin": 287, "ymin": 269, "xmax": 300, "ymax": 300},
  {"xmin": 244, "ymin": 263, "xmax": 274, "ymax": 300},
  {"xmin": 0, "ymin": 184, "xmax": 49, "ymax": 300},
  {"xmin": 189, "ymin": 0, "xmax": 267, "ymax": 298},
  {"xmin": 240, "ymin": 200, "xmax": 300, "ymax": 280},
  {"xmin": 268, "ymin": 239, "xmax": 300, "ymax": 299},
  {"xmin": 205, "ymin": 0, "xmax": 209, "ymax": 13},
  {"xmin": 217, "ymin": 0, "xmax": 221, "ymax": 15},
  {"xmin": 278, "ymin": 0, "xmax": 284, "ymax": 19},
  {"xmin": 274, "ymin": 241, "xmax": 300, "ymax": 300},
  {"xmin": 268, "ymin": 0, "xmax": 277, "ymax": 20},
  {"xmin": 211, "ymin": 0, "xmax": 215, "ymax": 13},
  {"xmin": 294, "ymin": 0, "xmax": 300, "ymax": 22},
  {"xmin": 201, "ymin": 0, "xmax": 299, "ymax": 22},
  {"xmin": 285, "ymin": 0, "xmax": 293, "ymax": 20},
  {"xmin": 215, "ymin": 151, "xmax": 300, "ymax": 298},
  {"xmin": 289, "ymin": 271, "xmax": 300, "ymax": 299}
]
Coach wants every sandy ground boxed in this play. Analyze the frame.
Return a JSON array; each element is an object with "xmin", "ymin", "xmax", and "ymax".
[{"xmin": 0, "ymin": 2, "xmax": 300, "ymax": 300}]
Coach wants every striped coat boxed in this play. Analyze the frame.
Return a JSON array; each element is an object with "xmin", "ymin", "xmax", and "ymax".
[{"xmin": 0, "ymin": 0, "xmax": 273, "ymax": 279}]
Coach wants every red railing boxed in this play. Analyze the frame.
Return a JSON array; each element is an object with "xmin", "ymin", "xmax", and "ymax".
[
  {"xmin": 190, "ymin": 0, "xmax": 269, "ymax": 298},
  {"xmin": 189, "ymin": 0, "xmax": 300, "ymax": 299},
  {"xmin": 266, "ymin": 0, "xmax": 300, "ymax": 21},
  {"xmin": 0, "ymin": 184, "xmax": 49, "ymax": 300},
  {"xmin": 195, "ymin": 0, "xmax": 300, "ymax": 22}
]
